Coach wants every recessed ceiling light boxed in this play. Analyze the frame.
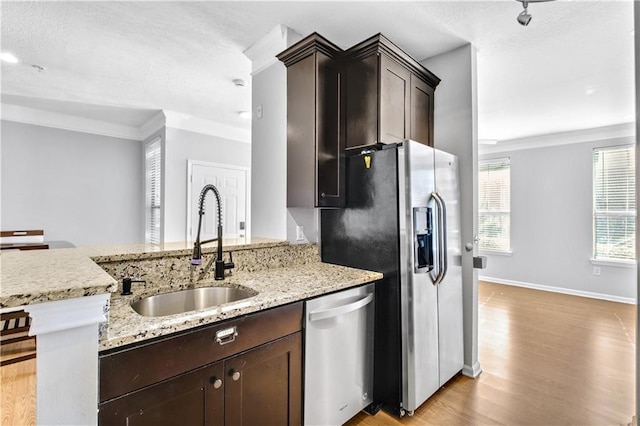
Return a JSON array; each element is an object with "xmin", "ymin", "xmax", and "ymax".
[
  {"xmin": 238, "ymin": 111, "xmax": 250, "ymax": 119},
  {"xmin": 479, "ymin": 139, "xmax": 498, "ymax": 145},
  {"xmin": 585, "ymin": 86, "xmax": 597, "ymax": 95},
  {"xmin": 0, "ymin": 52, "xmax": 19, "ymax": 64}
]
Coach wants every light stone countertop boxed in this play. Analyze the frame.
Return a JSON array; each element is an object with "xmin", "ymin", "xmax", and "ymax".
[
  {"xmin": 0, "ymin": 248, "xmax": 117, "ymax": 309},
  {"xmin": 0, "ymin": 237, "xmax": 285, "ymax": 309},
  {"xmin": 102, "ymin": 261, "xmax": 382, "ymax": 351},
  {"xmin": 1, "ymin": 238, "xmax": 383, "ymax": 352}
]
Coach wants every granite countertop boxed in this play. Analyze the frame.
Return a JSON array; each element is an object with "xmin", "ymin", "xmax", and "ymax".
[
  {"xmin": 1, "ymin": 238, "xmax": 383, "ymax": 352},
  {"xmin": 0, "ymin": 248, "xmax": 117, "ymax": 309},
  {"xmin": 102, "ymin": 261, "xmax": 382, "ymax": 351},
  {"xmin": 0, "ymin": 237, "xmax": 284, "ymax": 309}
]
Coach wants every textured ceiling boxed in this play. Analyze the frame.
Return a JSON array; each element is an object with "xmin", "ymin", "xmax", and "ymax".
[{"xmin": 0, "ymin": 1, "xmax": 635, "ymax": 142}]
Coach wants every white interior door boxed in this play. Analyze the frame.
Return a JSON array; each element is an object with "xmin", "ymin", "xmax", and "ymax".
[{"xmin": 188, "ymin": 162, "xmax": 248, "ymax": 243}]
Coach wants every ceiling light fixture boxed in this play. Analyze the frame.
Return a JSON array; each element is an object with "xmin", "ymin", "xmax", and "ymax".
[
  {"xmin": 585, "ymin": 86, "xmax": 597, "ymax": 95},
  {"xmin": 0, "ymin": 52, "xmax": 19, "ymax": 64},
  {"xmin": 232, "ymin": 78, "xmax": 247, "ymax": 87},
  {"xmin": 514, "ymin": 0, "xmax": 555, "ymax": 27}
]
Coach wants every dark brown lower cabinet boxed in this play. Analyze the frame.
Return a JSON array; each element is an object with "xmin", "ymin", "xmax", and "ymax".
[
  {"xmin": 99, "ymin": 362, "xmax": 225, "ymax": 425},
  {"xmin": 99, "ymin": 302, "xmax": 303, "ymax": 426},
  {"xmin": 225, "ymin": 333, "xmax": 301, "ymax": 426},
  {"xmin": 99, "ymin": 333, "xmax": 301, "ymax": 426}
]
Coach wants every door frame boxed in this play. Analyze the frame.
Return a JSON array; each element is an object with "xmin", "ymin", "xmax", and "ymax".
[{"xmin": 186, "ymin": 160, "xmax": 251, "ymax": 243}]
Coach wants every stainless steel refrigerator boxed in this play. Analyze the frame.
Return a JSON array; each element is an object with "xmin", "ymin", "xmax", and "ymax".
[{"xmin": 320, "ymin": 140, "xmax": 464, "ymax": 417}]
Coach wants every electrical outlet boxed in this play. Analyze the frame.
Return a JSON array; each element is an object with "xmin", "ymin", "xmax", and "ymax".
[
  {"xmin": 593, "ymin": 266, "xmax": 601, "ymax": 276},
  {"xmin": 256, "ymin": 104, "xmax": 263, "ymax": 119},
  {"xmin": 296, "ymin": 225, "xmax": 304, "ymax": 241}
]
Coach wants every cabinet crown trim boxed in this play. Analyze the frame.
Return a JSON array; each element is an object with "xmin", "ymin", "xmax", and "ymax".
[
  {"xmin": 277, "ymin": 32, "xmax": 344, "ymax": 66},
  {"xmin": 346, "ymin": 33, "xmax": 441, "ymax": 88}
]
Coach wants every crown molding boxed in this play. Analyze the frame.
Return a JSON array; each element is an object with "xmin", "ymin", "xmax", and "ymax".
[
  {"xmin": 0, "ymin": 103, "xmax": 141, "ymax": 140},
  {"xmin": 244, "ymin": 24, "xmax": 302, "ymax": 75},
  {"xmin": 0, "ymin": 103, "xmax": 250, "ymax": 143},
  {"xmin": 479, "ymin": 122, "xmax": 636, "ymax": 154},
  {"xmin": 163, "ymin": 110, "xmax": 251, "ymax": 144},
  {"xmin": 139, "ymin": 111, "xmax": 166, "ymax": 140}
]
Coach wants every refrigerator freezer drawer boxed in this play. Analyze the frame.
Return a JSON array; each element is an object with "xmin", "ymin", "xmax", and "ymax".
[{"xmin": 304, "ymin": 283, "xmax": 375, "ymax": 426}]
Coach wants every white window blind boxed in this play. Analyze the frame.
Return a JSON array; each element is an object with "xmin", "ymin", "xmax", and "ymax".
[
  {"xmin": 593, "ymin": 145, "xmax": 636, "ymax": 261},
  {"xmin": 479, "ymin": 158, "xmax": 511, "ymax": 252},
  {"xmin": 145, "ymin": 138, "xmax": 162, "ymax": 244}
]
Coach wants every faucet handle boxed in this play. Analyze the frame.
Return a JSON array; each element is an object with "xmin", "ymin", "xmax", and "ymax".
[{"xmin": 225, "ymin": 252, "xmax": 235, "ymax": 270}]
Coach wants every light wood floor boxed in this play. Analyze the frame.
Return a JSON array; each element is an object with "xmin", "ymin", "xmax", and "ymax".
[
  {"xmin": 0, "ymin": 358, "xmax": 36, "ymax": 426},
  {"xmin": 347, "ymin": 281, "xmax": 636, "ymax": 426},
  {"xmin": 0, "ymin": 281, "xmax": 635, "ymax": 426}
]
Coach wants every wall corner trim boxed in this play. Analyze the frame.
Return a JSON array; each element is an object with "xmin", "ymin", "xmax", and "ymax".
[
  {"xmin": 139, "ymin": 111, "xmax": 166, "ymax": 140},
  {"xmin": 244, "ymin": 24, "xmax": 303, "ymax": 75},
  {"xmin": 462, "ymin": 362, "xmax": 483, "ymax": 378}
]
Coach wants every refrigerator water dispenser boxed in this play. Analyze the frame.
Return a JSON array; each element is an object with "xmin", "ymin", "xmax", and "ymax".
[{"xmin": 413, "ymin": 207, "xmax": 433, "ymax": 273}]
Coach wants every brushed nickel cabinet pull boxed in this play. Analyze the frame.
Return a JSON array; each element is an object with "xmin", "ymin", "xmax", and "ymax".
[
  {"xmin": 209, "ymin": 376, "xmax": 223, "ymax": 389},
  {"xmin": 229, "ymin": 369, "xmax": 241, "ymax": 381},
  {"xmin": 214, "ymin": 326, "xmax": 238, "ymax": 345}
]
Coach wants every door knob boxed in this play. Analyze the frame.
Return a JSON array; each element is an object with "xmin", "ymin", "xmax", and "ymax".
[
  {"xmin": 209, "ymin": 376, "xmax": 223, "ymax": 389},
  {"xmin": 229, "ymin": 369, "xmax": 241, "ymax": 381}
]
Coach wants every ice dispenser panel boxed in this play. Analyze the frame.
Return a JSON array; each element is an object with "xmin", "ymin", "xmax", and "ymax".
[{"xmin": 413, "ymin": 207, "xmax": 433, "ymax": 273}]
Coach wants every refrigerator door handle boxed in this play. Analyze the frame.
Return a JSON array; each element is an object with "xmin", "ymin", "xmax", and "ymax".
[
  {"xmin": 308, "ymin": 293, "xmax": 374, "ymax": 322},
  {"xmin": 437, "ymin": 192, "xmax": 448, "ymax": 283},
  {"xmin": 431, "ymin": 192, "xmax": 448, "ymax": 284},
  {"xmin": 430, "ymin": 192, "xmax": 444, "ymax": 285}
]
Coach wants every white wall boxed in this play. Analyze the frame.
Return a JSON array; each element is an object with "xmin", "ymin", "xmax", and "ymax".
[
  {"xmin": 163, "ymin": 126, "xmax": 251, "ymax": 242},
  {"xmin": 249, "ymin": 26, "xmax": 310, "ymax": 243},
  {"xmin": 422, "ymin": 44, "xmax": 481, "ymax": 378},
  {"xmin": 251, "ymin": 62, "xmax": 288, "ymax": 240},
  {"xmin": 0, "ymin": 120, "xmax": 144, "ymax": 246},
  {"xmin": 480, "ymin": 136, "xmax": 637, "ymax": 302}
]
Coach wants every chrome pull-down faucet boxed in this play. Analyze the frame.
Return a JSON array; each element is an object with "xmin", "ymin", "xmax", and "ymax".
[{"xmin": 191, "ymin": 184, "xmax": 235, "ymax": 280}]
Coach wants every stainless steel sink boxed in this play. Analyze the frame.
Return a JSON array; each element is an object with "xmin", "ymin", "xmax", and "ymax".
[{"xmin": 130, "ymin": 286, "xmax": 257, "ymax": 317}]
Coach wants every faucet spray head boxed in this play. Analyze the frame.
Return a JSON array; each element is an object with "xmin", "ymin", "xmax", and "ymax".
[{"xmin": 191, "ymin": 242, "xmax": 202, "ymax": 265}]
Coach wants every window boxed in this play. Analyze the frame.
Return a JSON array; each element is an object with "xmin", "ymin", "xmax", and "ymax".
[
  {"xmin": 145, "ymin": 137, "xmax": 162, "ymax": 244},
  {"xmin": 479, "ymin": 158, "xmax": 511, "ymax": 252},
  {"xmin": 593, "ymin": 145, "xmax": 635, "ymax": 261}
]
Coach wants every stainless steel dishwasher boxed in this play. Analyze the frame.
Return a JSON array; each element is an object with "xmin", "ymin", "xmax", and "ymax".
[{"xmin": 304, "ymin": 283, "xmax": 375, "ymax": 426}]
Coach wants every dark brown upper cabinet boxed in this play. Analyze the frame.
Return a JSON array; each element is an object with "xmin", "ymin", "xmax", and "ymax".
[
  {"xmin": 345, "ymin": 34, "xmax": 440, "ymax": 149},
  {"xmin": 278, "ymin": 33, "xmax": 345, "ymax": 208}
]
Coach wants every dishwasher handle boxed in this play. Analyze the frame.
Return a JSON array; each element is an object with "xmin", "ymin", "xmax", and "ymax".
[{"xmin": 308, "ymin": 293, "xmax": 374, "ymax": 322}]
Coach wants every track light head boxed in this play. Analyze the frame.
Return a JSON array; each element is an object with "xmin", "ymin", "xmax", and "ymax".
[
  {"xmin": 517, "ymin": 7, "xmax": 532, "ymax": 26},
  {"xmin": 515, "ymin": 0, "xmax": 554, "ymax": 27}
]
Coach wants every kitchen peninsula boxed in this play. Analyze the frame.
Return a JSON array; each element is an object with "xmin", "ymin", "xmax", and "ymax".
[{"xmin": 0, "ymin": 239, "xmax": 382, "ymax": 425}]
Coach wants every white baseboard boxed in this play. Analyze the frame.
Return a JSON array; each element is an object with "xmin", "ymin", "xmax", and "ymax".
[
  {"xmin": 479, "ymin": 276, "xmax": 637, "ymax": 305},
  {"xmin": 462, "ymin": 362, "xmax": 482, "ymax": 378}
]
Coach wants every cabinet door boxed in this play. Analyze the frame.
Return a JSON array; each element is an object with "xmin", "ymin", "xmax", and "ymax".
[
  {"xmin": 99, "ymin": 362, "xmax": 225, "ymax": 426},
  {"xmin": 316, "ymin": 51, "xmax": 345, "ymax": 207},
  {"xmin": 410, "ymin": 74, "xmax": 435, "ymax": 146},
  {"xmin": 379, "ymin": 54, "xmax": 411, "ymax": 143},
  {"xmin": 345, "ymin": 54, "xmax": 379, "ymax": 149},
  {"xmin": 224, "ymin": 333, "xmax": 302, "ymax": 426}
]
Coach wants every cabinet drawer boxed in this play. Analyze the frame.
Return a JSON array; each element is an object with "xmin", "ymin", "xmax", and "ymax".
[{"xmin": 100, "ymin": 301, "xmax": 303, "ymax": 402}]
